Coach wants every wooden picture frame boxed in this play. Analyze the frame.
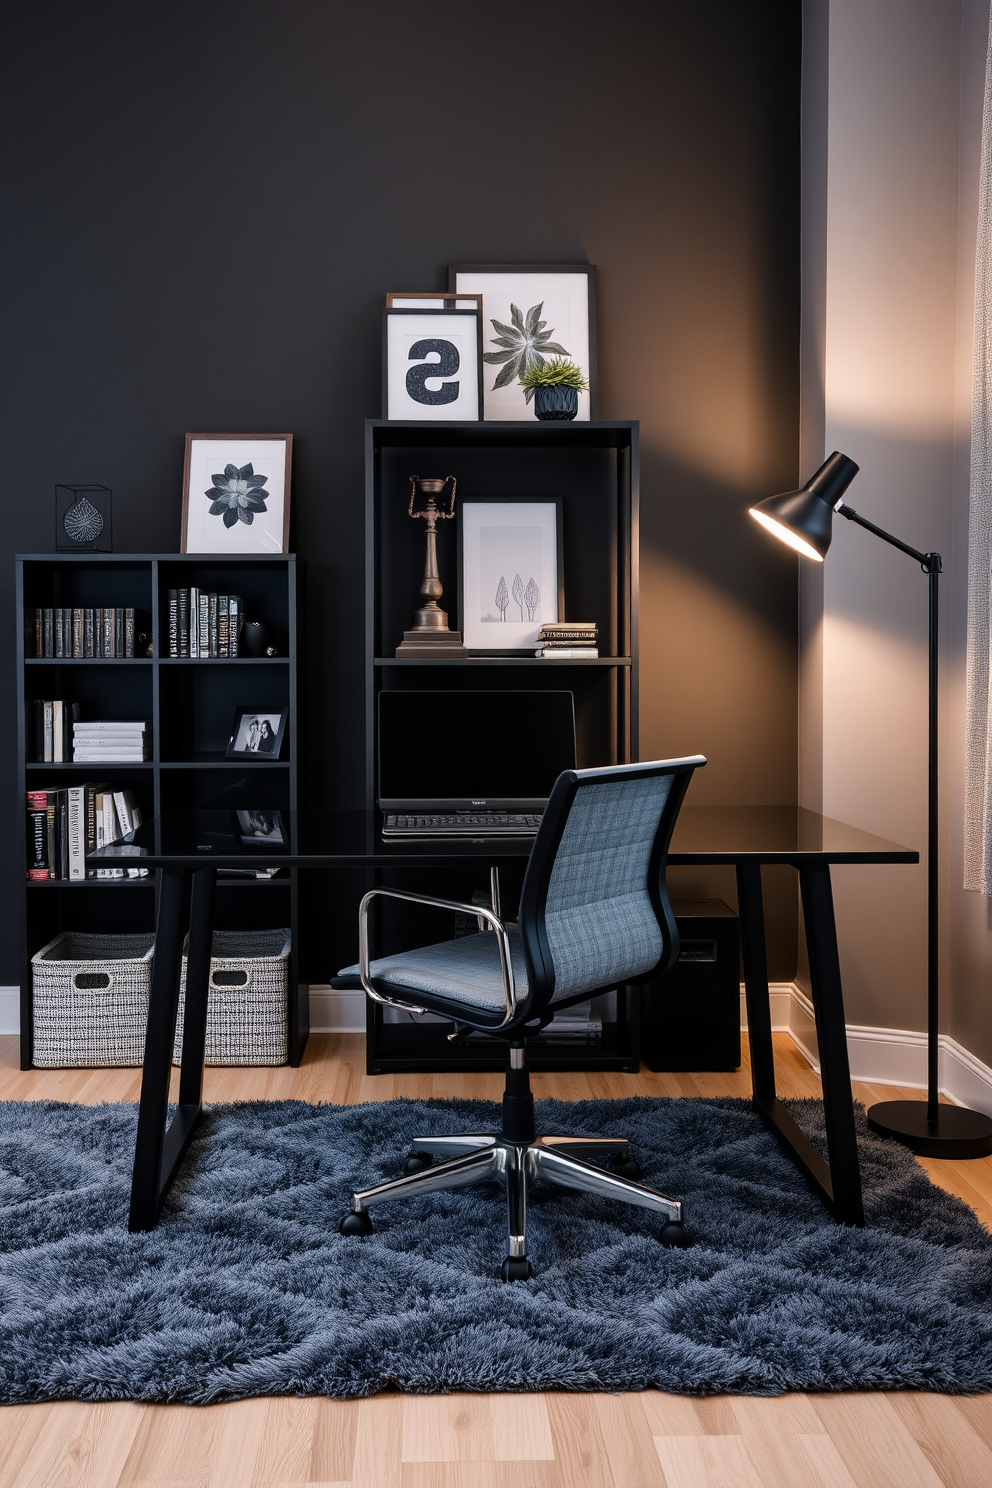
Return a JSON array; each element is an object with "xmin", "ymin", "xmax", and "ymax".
[
  {"xmin": 448, "ymin": 264, "xmax": 597, "ymax": 421},
  {"xmin": 181, "ymin": 433, "xmax": 292, "ymax": 554},
  {"xmin": 386, "ymin": 291, "xmax": 483, "ymax": 314},
  {"xmin": 457, "ymin": 496, "xmax": 565, "ymax": 653},
  {"xmin": 382, "ymin": 307, "xmax": 483, "ymax": 421}
]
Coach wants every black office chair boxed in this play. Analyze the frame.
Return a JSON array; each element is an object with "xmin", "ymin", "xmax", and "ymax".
[{"xmin": 335, "ymin": 755, "xmax": 705, "ymax": 1279}]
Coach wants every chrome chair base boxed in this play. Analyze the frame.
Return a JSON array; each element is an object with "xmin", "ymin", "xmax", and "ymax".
[{"xmin": 340, "ymin": 1132, "xmax": 689, "ymax": 1278}]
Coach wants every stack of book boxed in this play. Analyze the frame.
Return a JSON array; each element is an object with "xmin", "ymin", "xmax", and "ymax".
[
  {"xmin": 168, "ymin": 589, "xmax": 245, "ymax": 658},
  {"xmin": 73, "ymin": 721, "xmax": 151, "ymax": 763},
  {"xmin": 534, "ymin": 622, "xmax": 599, "ymax": 658},
  {"xmin": 26, "ymin": 784, "xmax": 147, "ymax": 881},
  {"xmin": 30, "ymin": 607, "xmax": 151, "ymax": 658},
  {"xmin": 33, "ymin": 700, "xmax": 79, "ymax": 762}
]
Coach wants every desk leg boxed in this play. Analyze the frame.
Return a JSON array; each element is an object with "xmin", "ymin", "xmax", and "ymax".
[
  {"xmin": 800, "ymin": 863, "xmax": 864, "ymax": 1226},
  {"xmin": 177, "ymin": 866, "xmax": 216, "ymax": 1108},
  {"xmin": 737, "ymin": 860, "xmax": 864, "ymax": 1226},
  {"xmin": 129, "ymin": 867, "xmax": 190, "ymax": 1231}
]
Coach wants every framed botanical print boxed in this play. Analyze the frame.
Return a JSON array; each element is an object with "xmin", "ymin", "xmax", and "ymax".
[
  {"xmin": 458, "ymin": 498, "xmax": 563, "ymax": 652},
  {"xmin": 448, "ymin": 264, "xmax": 596, "ymax": 421},
  {"xmin": 383, "ymin": 307, "xmax": 483, "ymax": 420},
  {"xmin": 181, "ymin": 434, "xmax": 292, "ymax": 554}
]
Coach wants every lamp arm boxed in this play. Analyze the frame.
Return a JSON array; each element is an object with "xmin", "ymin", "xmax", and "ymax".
[{"xmin": 835, "ymin": 500, "xmax": 941, "ymax": 573}]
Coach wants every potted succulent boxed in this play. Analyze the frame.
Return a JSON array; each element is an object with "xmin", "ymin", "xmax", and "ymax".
[{"xmin": 521, "ymin": 357, "xmax": 590, "ymax": 421}]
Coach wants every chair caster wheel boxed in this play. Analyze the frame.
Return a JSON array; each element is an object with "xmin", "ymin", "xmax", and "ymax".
[
  {"xmin": 339, "ymin": 1210, "xmax": 373, "ymax": 1236},
  {"xmin": 608, "ymin": 1153, "xmax": 641, "ymax": 1180},
  {"xmin": 404, "ymin": 1152, "xmax": 433, "ymax": 1175},
  {"xmin": 660, "ymin": 1220, "xmax": 691, "ymax": 1248},
  {"xmin": 500, "ymin": 1255, "xmax": 533, "ymax": 1281}
]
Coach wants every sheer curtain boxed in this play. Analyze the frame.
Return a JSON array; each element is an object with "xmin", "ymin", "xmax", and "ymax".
[{"xmin": 964, "ymin": 10, "xmax": 992, "ymax": 893}]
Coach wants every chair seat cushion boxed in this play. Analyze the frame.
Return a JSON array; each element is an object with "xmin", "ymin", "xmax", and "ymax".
[{"xmin": 338, "ymin": 928, "xmax": 528, "ymax": 1013}]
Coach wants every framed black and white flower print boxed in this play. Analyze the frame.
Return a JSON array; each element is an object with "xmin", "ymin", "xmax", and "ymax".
[
  {"xmin": 382, "ymin": 307, "xmax": 483, "ymax": 420},
  {"xmin": 448, "ymin": 265, "xmax": 597, "ymax": 421},
  {"xmin": 181, "ymin": 433, "xmax": 292, "ymax": 554}
]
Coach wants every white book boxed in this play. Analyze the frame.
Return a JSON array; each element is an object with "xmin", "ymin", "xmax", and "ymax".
[
  {"xmin": 53, "ymin": 705, "xmax": 63, "ymax": 763},
  {"xmin": 534, "ymin": 648, "xmax": 599, "ymax": 658},
  {"xmin": 67, "ymin": 785, "xmax": 86, "ymax": 879},
  {"xmin": 73, "ymin": 733, "xmax": 150, "ymax": 744},
  {"xmin": 73, "ymin": 752, "xmax": 150, "ymax": 762},
  {"xmin": 113, "ymin": 789, "xmax": 148, "ymax": 876},
  {"xmin": 73, "ymin": 722, "xmax": 150, "ymax": 733}
]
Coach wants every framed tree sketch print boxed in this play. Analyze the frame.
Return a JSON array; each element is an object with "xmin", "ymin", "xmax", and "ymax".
[
  {"xmin": 383, "ymin": 307, "xmax": 483, "ymax": 420},
  {"xmin": 448, "ymin": 264, "xmax": 596, "ymax": 421},
  {"xmin": 458, "ymin": 498, "xmax": 563, "ymax": 652},
  {"xmin": 181, "ymin": 434, "xmax": 292, "ymax": 553}
]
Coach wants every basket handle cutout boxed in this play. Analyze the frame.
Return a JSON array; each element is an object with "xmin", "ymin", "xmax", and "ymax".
[
  {"xmin": 210, "ymin": 970, "xmax": 249, "ymax": 988},
  {"xmin": 73, "ymin": 972, "xmax": 111, "ymax": 990}
]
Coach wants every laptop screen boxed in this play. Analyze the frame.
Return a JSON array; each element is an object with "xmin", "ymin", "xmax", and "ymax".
[{"xmin": 378, "ymin": 691, "xmax": 577, "ymax": 811}]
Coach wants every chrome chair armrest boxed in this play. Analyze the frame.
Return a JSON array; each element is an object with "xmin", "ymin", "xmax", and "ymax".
[{"xmin": 358, "ymin": 886, "xmax": 519, "ymax": 1027}]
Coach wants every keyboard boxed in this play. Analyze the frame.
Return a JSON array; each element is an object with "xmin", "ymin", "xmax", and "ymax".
[{"xmin": 383, "ymin": 812, "xmax": 543, "ymax": 838}]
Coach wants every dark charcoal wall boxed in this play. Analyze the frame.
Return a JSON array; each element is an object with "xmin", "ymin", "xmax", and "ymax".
[{"xmin": 0, "ymin": 0, "xmax": 801, "ymax": 983}]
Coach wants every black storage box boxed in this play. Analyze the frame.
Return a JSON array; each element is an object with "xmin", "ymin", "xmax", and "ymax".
[{"xmin": 641, "ymin": 898, "xmax": 741, "ymax": 1071}]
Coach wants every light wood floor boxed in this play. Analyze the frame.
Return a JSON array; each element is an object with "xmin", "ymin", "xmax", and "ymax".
[{"xmin": 2, "ymin": 1031, "xmax": 992, "ymax": 1488}]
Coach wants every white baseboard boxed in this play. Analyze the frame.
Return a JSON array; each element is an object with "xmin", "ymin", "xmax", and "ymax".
[
  {"xmin": 5, "ymin": 976, "xmax": 991, "ymax": 1118},
  {"xmin": 746, "ymin": 982, "xmax": 992, "ymax": 1119},
  {"xmin": 309, "ymin": 985, "xmax": 366, "ymax": 1033},
  {"xmin": 0, "ymin": 987, "xmax": 19, "ymax": 1036}
]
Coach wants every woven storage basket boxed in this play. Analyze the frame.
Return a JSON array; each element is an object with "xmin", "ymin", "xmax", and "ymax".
[
  {"xmin": 173, "ymin": 928, "xmax": 290, "ymax": 1066},
  {"xmin": 31, "ymin": 931, "xmax": 156, "ymax": 1067}
]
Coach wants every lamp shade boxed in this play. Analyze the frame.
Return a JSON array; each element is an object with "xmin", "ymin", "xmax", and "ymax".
[{"xmin": 748, "ymin": 452, "xmax": 860, "ymax": 561}]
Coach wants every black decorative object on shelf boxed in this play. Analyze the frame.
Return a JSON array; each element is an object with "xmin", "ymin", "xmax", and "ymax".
[
  {"xmin": 56, "ymin": 486, "xmax": 112, "ymax": 552},
  {"xmin": 240, "ymin": 620, "xmax": 271, "ymax": 658},
  {"xmin": 534, "ymin": 385, "xmax": 578, "ymax": 421}
]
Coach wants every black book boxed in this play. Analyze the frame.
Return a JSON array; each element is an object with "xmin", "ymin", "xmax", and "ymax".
[
  {"xmin": 103, "ymin": 607, "xmax": 114, "ymax": 658},
  {"xmin": 33, "ymin": 608, "xmax": 42, "ymax": 658},
  {"xmin": 114, "ymin": 607, "xmax": 124, "ymax": 658},
  {"xmin": 84, "ymin": 608, "xmax": 95, "ymax": 656},
  {"xmin": 57, "ymin": 790, "xmax": 69, "ymax": 879},
  {"xmin": 26, "ymin": 790, "xmax": 48, "ymax": 880},
  {"xmin": 168, "ymin": 590, "xmax": 178, "ymax": 657},
  {"xmin": 42, "ymin": 608, "xmax": 54, "ymax": 657},
  {"xmin": 45, "ymin": 790, "xmax": 58, "ymax": 879},
  {"xmin": 208, "ymin": 592, "xmax": 218, "ymax": 657},
  {"xmin": 54, "ymin": 608, "xmax": 64, "ymax": 659},
  {"xmin": 178, "ymin": 589, "xmax": 190, "ymax": 657}
]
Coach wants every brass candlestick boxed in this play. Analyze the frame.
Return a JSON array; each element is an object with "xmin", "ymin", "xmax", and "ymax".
[{"xmin": 395, "ymin": 475, "xmax": 468, "ymax": 657}]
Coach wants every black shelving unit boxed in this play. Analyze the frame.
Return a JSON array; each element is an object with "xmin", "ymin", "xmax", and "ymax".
[
  {"xmin": 15, "ymin": 553, "xmax": 308, "ymax": 1070},
  {"xmin": 364, "ymin": 419, "xmax": 640, "ymax": 1074}
]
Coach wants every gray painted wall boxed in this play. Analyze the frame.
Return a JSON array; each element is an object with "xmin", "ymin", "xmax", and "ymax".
[{"xmin": 800, "ymin": 0, "xmax": 992, "ymax": 1064}]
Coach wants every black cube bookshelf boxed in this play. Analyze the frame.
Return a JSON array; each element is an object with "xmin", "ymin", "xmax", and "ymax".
[
  {"xmin": 15, "ymin": 553, "xmax": 308, "ymax": 1070},
  {"xmin": 364, "ymin": 419, "xmax": 640, "ymax": 1074}
]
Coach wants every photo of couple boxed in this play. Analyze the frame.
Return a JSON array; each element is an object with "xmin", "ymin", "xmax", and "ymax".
[{"xmin": 226, "ymin": 706, "xmax": 287, "ymax": 760}]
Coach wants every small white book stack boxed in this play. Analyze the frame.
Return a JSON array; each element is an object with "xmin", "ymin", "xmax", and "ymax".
[
  {"xmin": 73, "ymin": 721, "xmax": 151, "ymax": 763},
  {"xmin": 534, "ymin": 622, "xmax": 599, "ymax": 659}
]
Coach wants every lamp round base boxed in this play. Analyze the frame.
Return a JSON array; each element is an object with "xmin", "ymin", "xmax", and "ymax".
[{"xmin": 866, "ymin": 1100, "xmax": 992, "ymax": 1158}]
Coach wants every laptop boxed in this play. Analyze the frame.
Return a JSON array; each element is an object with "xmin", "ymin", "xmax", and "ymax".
[{"xmin": 379, "ymin": 690, "xmax": 576, "ymax": 837}]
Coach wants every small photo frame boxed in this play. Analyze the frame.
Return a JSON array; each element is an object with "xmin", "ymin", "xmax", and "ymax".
[
  {"xmin": 236, "ymin": 809, "xmax": 286, "ymax": 845},
  {"xmin": 458, "ymin": 498, "xmax": 563, "ymax": 653},
  {"xmin": 383, "ymin": 307, "xmax": 483, "ymax": 421},
  {"xmin": 448, "ymin": 265, "xmax": 596, "ymax": 421},
  {"xmin": 386, "ymin": 291, "xmax": 483, "ymax": 313},
  {"xmin": 225, "ymin": 706, "xmax": 288, "ymax": 760},
  {"xmin": 181, "ymin": 433, "xmax": 292, "ymax": 554}
]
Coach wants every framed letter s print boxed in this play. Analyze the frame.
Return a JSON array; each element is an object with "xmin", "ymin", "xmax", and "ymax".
[{"xmin": 383, "ymin": 308, "xmax": 482, "ymax": 420}]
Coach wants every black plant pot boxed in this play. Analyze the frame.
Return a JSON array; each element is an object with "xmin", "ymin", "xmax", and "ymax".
[
  {"xmin": 240, "ymin": 621, "xmax": 271, "ymax": 658},
  {"xmin": 534, "ymin": 384, "xmax": 578, "ymax": 421}
]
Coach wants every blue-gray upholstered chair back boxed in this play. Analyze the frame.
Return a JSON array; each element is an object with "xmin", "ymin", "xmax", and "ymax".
[{"xmin": 516, "ymin": 757, "xmax": 705, "ymax": 1018}]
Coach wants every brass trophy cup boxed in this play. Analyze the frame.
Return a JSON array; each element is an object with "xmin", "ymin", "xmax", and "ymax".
[{"xmin": 395, "ymin": 475, "xmax": 468, "ymax": 658}]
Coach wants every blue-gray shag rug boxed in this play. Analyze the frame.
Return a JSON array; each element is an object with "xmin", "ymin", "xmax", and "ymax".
[{"xmin": 3, "ymin": 1095, "xmax": 992, "ymax": 1402}]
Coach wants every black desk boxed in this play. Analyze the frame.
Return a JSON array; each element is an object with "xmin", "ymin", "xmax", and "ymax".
[{"xmin": 91, "ymin": 806, "xmax": 917, "ymax": 1232}]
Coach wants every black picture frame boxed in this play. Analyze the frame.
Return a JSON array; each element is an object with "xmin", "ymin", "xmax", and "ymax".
[
  {"xmin": 457, "ymin": 495, "xmax": 565, "ymax": 653},
  {"xmin": 236, "ymin": 809, "xmax": 286, "ymax": 844},
  {"xmin": 382, "ymin": 307, "xmax": 484, "ymax": 421},
  {"xmin": 225, "ymin": 705, "xmax": 289, "ymax": 760},
  {"xmin": 447, "ymin": 264, "xmax": 597, "ymax": 420}
]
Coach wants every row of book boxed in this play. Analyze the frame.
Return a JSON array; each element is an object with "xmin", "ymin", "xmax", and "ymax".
[
  {"xmin": 33, "ymin": 705, "xmax": 152, "ymax": 763},
  {"xmin": 30, "ymin": 607, "xmax": 152, "ymax": 659},
  {"xmin": 168, "ymin": 589, "xmax": 245, "ymax": 657},
  {"xmin": 26, "ymin": 784, "xmax": 147, "ymax": 880},
  {"xmin": 534, "ymin": 621, "xmax": 599, "ymax": 659}
]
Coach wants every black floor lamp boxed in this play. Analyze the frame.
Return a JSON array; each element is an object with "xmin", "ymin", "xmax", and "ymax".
[{"xmin": 749, "ymin": 452, "xmax": 992, "ymax": 1158}]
